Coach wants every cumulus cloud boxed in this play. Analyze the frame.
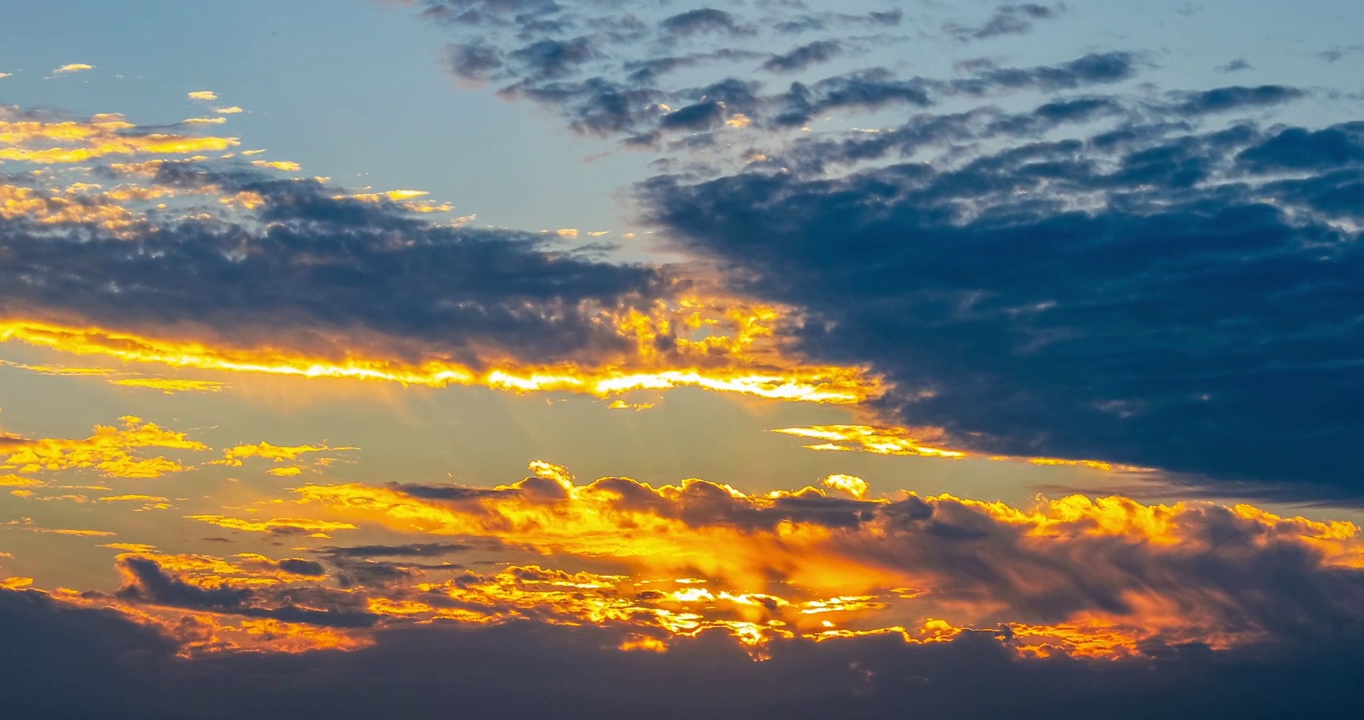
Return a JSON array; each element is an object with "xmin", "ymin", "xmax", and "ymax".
[{"xmin": 0, "ymin": 460, "xmax": 1361, "ymax": 719}]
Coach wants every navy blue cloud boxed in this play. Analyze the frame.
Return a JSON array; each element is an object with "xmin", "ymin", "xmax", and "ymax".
[{"xmin": 640, "ymin": 117, "xmax": 1364, "ymax": 500}]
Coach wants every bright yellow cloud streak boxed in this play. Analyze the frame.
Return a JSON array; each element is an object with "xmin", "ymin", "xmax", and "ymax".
[
  {"xmin": 0, "ymin": 318, "xmax": 880, "ymax": 404},
  {"xmin": 111, "ymin": 378, "xmax": 225, "ymax": 394},
  {"xmin": 775, "ymin": 424, "xmax": 1157, "ymax": 472},
  {"xmin": 774, "ymin": 424, "xmax": 967, "ymax": 458}
]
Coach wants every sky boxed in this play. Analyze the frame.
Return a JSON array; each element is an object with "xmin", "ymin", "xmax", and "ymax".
[{"xmin": 1, "ymin": 1, "xmax": 1363, "ymax": 717}]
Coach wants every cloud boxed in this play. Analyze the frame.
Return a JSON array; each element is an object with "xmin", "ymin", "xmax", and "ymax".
[
  {"xmin": 949, "ymin": 52, "xmax": 1138, "ymax": 95},
  {"xmin": 638, "ymin": 107, "xmax": 1364, "ymax": 500},
  {"xmin": 212, "ymin": 441, "xmax": 356, "ymax": 467},
  {"xmin": 0, "ymin": 107, "xmax": 237, "ymax": 163},
  {"xmin": 0, "ymin": 416, "xmax": 207, "ymax": 478},
  {"xmin": 6, "ymin": 585, "xmax": 1364, "ymax": 719},
  {"xmin": 317, "ymin": 542, "xmax": 481, "ymax": 558},
  {"xmin": 762, "ymin": 40, "xmax": 844, "ymax": 73},
  {"xmin": 117, "ymin": 556, "xmax": 252, "ymax": 609},
  {"xmin": 185, "ymin": 515, "xmax": 359, "ymax": 537},
  {"xmin": 111, "ymin": 378, "xmax": 224, "ymax": 394},
  {"xmin": 946, "ymin": 4, "xmax": 1066, "ymax": 42},
  {"xmin": 659, "ymin": 9, "xmax": 753, "ymax": 38},
  {"xmin": 51, "ymin": 63, "xmax": 94, "ymax": 75},
  {"xmin": 1166, "ymin": 85, "xmax": 1306, "ymax": 116},
  {"xmin": 444, "ymin": 42, "xmax": 504, "ymax": 84},
  {"xmin": 281, "ymin": 461, "xmax": 1364, "ymax": 658},
  {"xmin": 3, "ymin": 460, "xmax": 1362, "ymax": 697},
  {"xmin": 0, "ymin": 112, "xmax": 881, "ymax": 405}
]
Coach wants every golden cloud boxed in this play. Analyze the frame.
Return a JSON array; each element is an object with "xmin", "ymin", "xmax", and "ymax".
[{"xmin": 0, "ymin": 416, "xmax": 207, "ymax": 478}]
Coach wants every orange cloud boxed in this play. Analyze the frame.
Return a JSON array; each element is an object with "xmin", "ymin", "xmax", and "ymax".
[
  {"xmin": 4, "ymin": 464, "xmax": 1359, "ymax": 665},
  {"xmin": 286, "ymin": 462, "xmax": 1364, "ymax": 657}
]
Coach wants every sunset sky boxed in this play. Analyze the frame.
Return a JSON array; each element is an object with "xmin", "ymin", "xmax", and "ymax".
[{"xmin": 2, "ymin": 1, "xmax": 1364, "ymax": 717}]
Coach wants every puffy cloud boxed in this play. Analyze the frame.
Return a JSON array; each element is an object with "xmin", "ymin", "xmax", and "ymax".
[
  {"xmin": 281, "ymin": 462, "xmax": 1364, "ymax": 658},
  {"xmin": 2, "ymin": 461, "xmax": 1362, "ymax": 685}
]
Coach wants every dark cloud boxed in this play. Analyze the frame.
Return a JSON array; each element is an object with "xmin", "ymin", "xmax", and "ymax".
[
  {"xmin": 507, "ymin": 36, "xmax": 599, "ymax": 79},
  {"xmin": 277, "ymin": 559, "xmax": 327, "ymax": 576},
  {"xmin": 762, "ymin": 40, "xmax": 843, "ymax": 73},
  {"xmin": 407, "ymin": 1, "xmax": 1145, "ymax": 146},
  {"xmin": 4, "ymin": 586, "xmax": 1364, "ymax": 719},
  {"xmin": 773, "ymin": 9, "xmax": 904, "ymax": 34},
  {"xmin": 774, "ymin": 68, "xmax": 932, "ymax": 127},
  {"xmin": 1217, "ymin": 58, "xmax": 1251, "ymax": 73},
  {"xmin": 640, "ymin": 117, "xmax": 1364, "ymax": 500},
  {"xmin": 951, "ymin": 52, "xmax": 1139, "ymax": 95},
  {"xmin": 624, "ymin": 49, "xmax": 764, "ymax": 85},
  {"xmin": 392, "ymin": 483, "xmax": 502, "ymax": 501},
  {"xmin": 116, "ymin": 556, "xmax": 252, "ymax": 609},
  {"xmin": 444, "ymin": 42, "xmax": 505, "ymax": 84},
  {"xmin": 1236, "ymin": 123, "xmax": 1364, "ymax": 171},
  {"xmin": 659, "ymin": 101, "xmax": 726, "ymax": 131},
  {"xmin": 1167, "ymin": 85, "xmax": 1306, "ymax": 116},
  {"xmin": 946, "ymin": 3, "xmax": 1066, "ymax": 42},
  {"xmin": 659, "ymin": 8, "xmax": 753, "ymax": 38},
  {"xmin": 114, "ymin": 556, "xmax": 378, "ymax": 627}
]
